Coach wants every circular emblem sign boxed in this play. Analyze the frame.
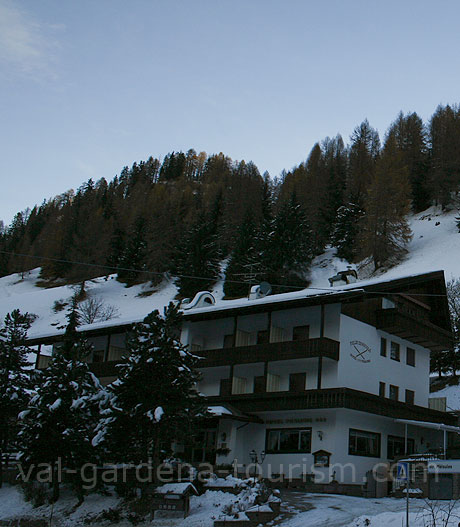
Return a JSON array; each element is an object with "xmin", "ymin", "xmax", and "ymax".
[{"xmin": 350, "ymin": 340, "xmax": 371, "ymax": 363}]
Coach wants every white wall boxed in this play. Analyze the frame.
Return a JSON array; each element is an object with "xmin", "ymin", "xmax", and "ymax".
[
  {"xmin": 216, "ymin": 408, "xmax": 440, "ymax": 484},
  {"xmin": 338, "ymin": 315, "xmax": 430, "ymax": 406}
]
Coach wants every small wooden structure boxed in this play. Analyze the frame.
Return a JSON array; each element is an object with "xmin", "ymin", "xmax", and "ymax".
[{"xmin": 151, "ymin": 482, "xmax": 198, "ymax": 519}]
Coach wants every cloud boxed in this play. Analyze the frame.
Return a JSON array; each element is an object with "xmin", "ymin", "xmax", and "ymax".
[{"xmin": 0, "ymin": 0, "xmax": 61, "ymax": 80}]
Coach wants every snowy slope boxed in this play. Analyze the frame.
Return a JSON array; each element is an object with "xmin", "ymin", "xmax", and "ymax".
[{"xmin": 0, "ymin": 205, "xmax": 459, "ymax": 346}]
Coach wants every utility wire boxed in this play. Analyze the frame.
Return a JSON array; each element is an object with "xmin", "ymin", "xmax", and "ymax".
[{"xmin": 0, "ymin": 249, "xmax": 450, "ymax": 297}]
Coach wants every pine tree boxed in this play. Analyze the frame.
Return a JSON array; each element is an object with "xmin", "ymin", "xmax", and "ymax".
[
  {"xmin": 95, "ymin": 303, "xmax": 204, "ymax": 475},
  {"xmin": 260, "ymin": 193, "xmax": 313, "ymax": 290},
  {"xmin": 330, "ymin": 203, "xmax": 364, "ymax": 262},
  {"xmin": 223, "ymin": 213, "xmax": 259, "ymax": 298},
  {"xmin": 18, "ymin": 303, "xmax": 101, "ymax": 503},
  {"xmin": 117, "ymin": 216, "xmax": 147, "ymax": 285},
  {"xmin": 174, "ymin": 203, "xmax": 221, "ymax": 299},
  {"xmin": 358, "ymin": 134, "xmax": 412, "ymax": 271},
  {"xmin": 0, "ymin": 310, "xmax": 33, "ymax": 488}
]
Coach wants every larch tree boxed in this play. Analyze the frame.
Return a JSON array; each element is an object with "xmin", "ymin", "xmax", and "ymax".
[
  {"xmin": 387, "ymin": 111, "xmax": 431, "ymax": 213},
  {"xmin": 0, "ymin": 310, "xmax": 33, "ymax": 488},
  {"xmin": 358, "ymin": 133, "xmax": 412, "ymax": 271},
  {"xmin": 347, "ymin": 120, "xmax": 380, "ymax": 209}
]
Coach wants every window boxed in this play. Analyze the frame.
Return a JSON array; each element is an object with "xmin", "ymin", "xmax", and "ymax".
[
  {"xmin": 380, "ymin": 337, "xmax": 387, "ymax": 357},
  {"xmin": 349, "ymin": 429, "xmax": 381, "ymax": 457},
  {"xmin": 266, "ymin": 373, "xmax": 281, "ymax": 392},
  {"xmin": 390, "ymin": 342, "xmax": 400, "ymax": 361},
  {"xmin": 389, "ymin": 384, "xmax": 399, "ymax": 401},
  {"xmin": 405, "ymin": 389, "xmax": 415, "ymax": 405},
  {"xmin": 223, "ymin": 334, "xmax": 234, "ymax": 348},
  {"xmin": 92, "ymin": 349, "xmax": 105, "ymax": 363},
  {"xmin": 379, "ymin": 382, "xmax": 386, "ymax": 397},
  {"xmin": 293, "ymin": 325, "xmax": 310, "ymax": 341},
  {"xmin": 387, "ymin": 435, "xmax": 415, "ymax": 459},
  {"xmin": 257, "ymin": 330, "xmax": 269, "ymax": 344},
  {"xmin": 406, "ymin": 347, "xmax": 415, "ymax": 367},
  {"xmin": 266, "ymin": 428, "xmax": 312, "ymax": 453},
  {"xmin": 232, "ymin": 376, "xmax": 248, "ymax": 394}
]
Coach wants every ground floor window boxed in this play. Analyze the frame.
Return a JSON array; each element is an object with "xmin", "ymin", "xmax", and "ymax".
[
  {"xmin": 349, "ymin": 428, "xmax": 381, "ymax": 457},
  {"xmin": 183, "ymin": 429, "xmax": 217, "ymax": 464},
  {"xmin": 387, "ymin": 435, "xmax": 415, "ymax": 459},
  {"xmin": 266, "ymin": 428, "xmax": 312, "ymax": 454}
]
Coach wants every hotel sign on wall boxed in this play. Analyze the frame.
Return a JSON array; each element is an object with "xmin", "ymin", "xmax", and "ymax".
[{"xmin": 350, "ymin": 340, "xmax": 371, "ymax": 363}]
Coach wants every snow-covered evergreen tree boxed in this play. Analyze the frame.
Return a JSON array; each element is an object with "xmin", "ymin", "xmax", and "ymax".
[
  {"xmin": 174, "ymin": 204, "xmax": 221, "ymax": 298},
  {"xmin": 18, "ymin": 302, "xmax": 102, "ymax": 503},
  {"xmin": 260, "ymin": 193, "xmax": 313, "ymax": 290},
  {"xmin": 0, "ymin": 310, "xmax": 33, "ymax": 488},
  {"xmin": 223, "ymin": 213, "xmax": 260, "ymax": 298},
  {"xmin": 330, "ymin": 203, "xmax": 364, "ymax": 262},
  {"xmin": 95, "ymin": 303, "xmax": 204, "ymax": 476}
]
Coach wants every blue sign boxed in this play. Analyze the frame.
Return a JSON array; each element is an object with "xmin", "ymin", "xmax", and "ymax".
[{"xmin": 397, "ymin": 461, "xmax": 409, "ymax": 481}]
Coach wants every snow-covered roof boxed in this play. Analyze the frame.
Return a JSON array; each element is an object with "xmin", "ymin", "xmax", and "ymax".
[
  {"xmin": 154, "ymin": 483, "xmax": 197, "ymax": 495},
  {"xmin": 1, "ymin": 205, "xmax": 456, "ymax": 343}
]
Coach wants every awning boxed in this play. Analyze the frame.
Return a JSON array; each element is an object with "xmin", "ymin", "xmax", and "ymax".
[
  {"xmin": 395, "ymin": 419, "xmax": 460, "ymax": 434},
  {"xmin": 207, "ymin": 405, "xmax": 262, "ymax": 423},
  {"xmin": 395, "ymin": 418, "xmax": 460, "ymax": 458}
]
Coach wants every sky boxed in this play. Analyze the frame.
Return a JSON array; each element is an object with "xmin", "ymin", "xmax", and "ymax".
[{"xmin": 1, "ymin": 0, "xmax": 460, "ymax": 225}]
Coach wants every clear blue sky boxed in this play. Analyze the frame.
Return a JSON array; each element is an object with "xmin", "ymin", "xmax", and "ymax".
[{"xmin": 1, "ymin": 0, "xmax": 460, "ymax": 225}]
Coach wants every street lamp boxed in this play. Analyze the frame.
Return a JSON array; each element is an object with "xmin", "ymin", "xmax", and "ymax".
[{"xmin": 249, "ymin": 449, "xmax": 266, "ymax": 485}]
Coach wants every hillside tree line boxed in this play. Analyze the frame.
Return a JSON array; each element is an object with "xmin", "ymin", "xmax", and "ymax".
[{"xmin": 2, "ymin": 104, "xmax": 460, "ymax": 298}]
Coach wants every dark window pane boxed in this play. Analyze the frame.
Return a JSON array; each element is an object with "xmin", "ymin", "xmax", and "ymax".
[
  {"xmin": 299, "ymin": 430, "xmax": 312, "ymax": 452},
  {"xmin": 266, "ymin": 428, "xmax": 312, "ymax": 453},
  {"xmin": 257, "ymin": 330, "xmax": 269, "ymax": 344},
  {"xmin": 93, "ymin": 349, "xmax": 105, "ymax": 363},
  {"xmin": 390, "ymin": 342, "xmax": 400, "ymax": 361},
  {"xmin": 407, "ymin": 347, "xmax": 415, "ymax": 367},
  {"xmin": 405, "ymin": 389, "xmax": 415, "ymax": 405},
  {"xmin": 280, "ymin": 430, "xmax": 299, "ymax": 451},
  {"xmin": 388, "ymin": 435, "xmax": 415, "ymax": 459},
  {"xmin": 380, "ymin": 338, "xmax": 387, "ymax": 357},
  {"xmin": 293, "ymin": 325, "xmax": 310, "ymax": 341},
  {"xmin": 267, "ymin": 431, "xmax": 279, "ymax": 452},
  {"xmin": 349, "ymin": 429, "xmax": 380, "ymax": 457},
  {"xmin": 379, "ymin": 382, "xmax": 385, "ymax": 397},
  {"xmin": 389, "ymin": 385, "xmax": 399, "ymax": 401},
  {"xmin": 223, "ymin": 334, "xmax": 234, "ymax": 348}
]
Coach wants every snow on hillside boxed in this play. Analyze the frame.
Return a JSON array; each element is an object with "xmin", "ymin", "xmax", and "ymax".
[
  {"xmin": 0, "ymin": 205, "xmax": 458, "ymax": 344},
  {"xmin": 0, "ymin": 269, "xmax": 178, "ymax": 340}
]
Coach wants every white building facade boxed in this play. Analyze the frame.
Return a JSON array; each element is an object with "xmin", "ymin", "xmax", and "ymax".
[
  {"xmin": 179, "ymin": 271, "xmax": 455, "ymax": 485},
  {"xmin": 31, "ymin": 270, "xmax": 456, "ymax": 488}
]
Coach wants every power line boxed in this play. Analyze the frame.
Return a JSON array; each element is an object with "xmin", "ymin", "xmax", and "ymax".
[{"xmin": 0, "ymin": 249, "xmax": 450, "ymax": 297}]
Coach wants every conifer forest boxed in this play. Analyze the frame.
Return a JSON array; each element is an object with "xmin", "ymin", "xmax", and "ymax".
[{"xmin": 2, "ymin": 104, "xmax": 460, "ymax": 299}]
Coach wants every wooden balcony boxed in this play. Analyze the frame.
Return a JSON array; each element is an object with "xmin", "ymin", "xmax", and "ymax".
[
  {"xmin": 207, "ymin": 387, "xmax": 457, "ymax": 424},
  {"xmin": 375, "ymin": 308, "xmax": 453, "ymax": 352},
  {"xmin": 196, "ymin": 338, "xmax": 340, "ymax": 367}
]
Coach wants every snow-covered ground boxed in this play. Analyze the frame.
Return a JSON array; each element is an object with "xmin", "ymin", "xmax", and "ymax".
[
  {"xmin": 1, "ymin": 205, "xmax": 459, "ymax": 343},
  {"xmin": 1, "ymin": 485, "xmax": 460, "ymax": 527}
]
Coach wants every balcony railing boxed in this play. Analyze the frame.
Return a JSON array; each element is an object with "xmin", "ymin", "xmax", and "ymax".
[
  {"xmin": 196, "ymin": 337, "xmax": 339, "ymax": 367},
  {"xmin": 375, "ymin": 308, "xmax": 453, "ymax": 352},
  {"xmin": 206, "ymin": 387, "xmax": 457, "ymax": 424}
]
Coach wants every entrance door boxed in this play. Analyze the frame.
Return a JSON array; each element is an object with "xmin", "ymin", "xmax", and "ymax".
[{"xmin": 429, "ymin": 474, "xmax": 453, "ymax": 500}]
